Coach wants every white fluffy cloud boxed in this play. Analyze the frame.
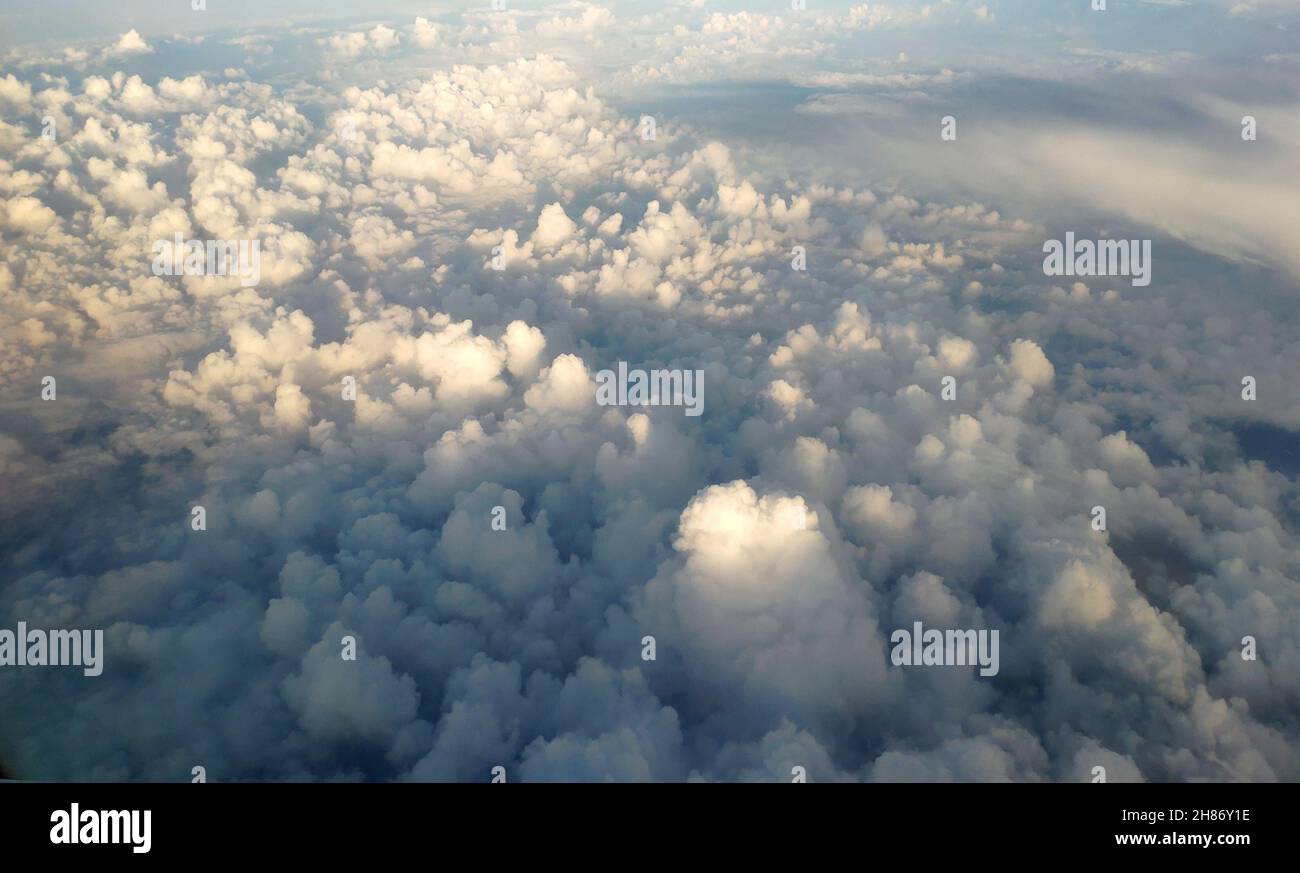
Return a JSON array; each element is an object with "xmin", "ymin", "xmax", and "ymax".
[
  {"xmin": 0, "ymin": 4, "xmax": 1297, "ymax": 785},
  {"xmin": 107, "ymin": 29, "xmax": 151, "ymax": 58}
]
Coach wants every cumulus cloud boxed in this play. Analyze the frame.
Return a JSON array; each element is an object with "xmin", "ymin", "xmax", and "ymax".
[
  {"xmin": 0, "ymin": 3, "xmax": 1297, "ymax": 785},
  {"xmin": 106, "ymin": 29, "xmax": 151, "ymax": 58},
  {"xmin": 412, "ymin": 17, "xmax": 440, "ymax": 49}
]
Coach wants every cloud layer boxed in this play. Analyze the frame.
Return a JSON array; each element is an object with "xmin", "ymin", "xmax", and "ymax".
[{"xmin": 0, "ymin": 3, "xmax": 1298, "ymax": 782}]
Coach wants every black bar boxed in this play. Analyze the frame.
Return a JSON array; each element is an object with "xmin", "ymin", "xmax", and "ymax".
[{"xmin": 1, "ymin": 783, "xmax": 1287, "ymax": 859}]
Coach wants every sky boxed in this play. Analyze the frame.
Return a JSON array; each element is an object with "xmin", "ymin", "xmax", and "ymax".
[{"xmin": 0, "ymin": 1, "xmax": 1298, "ymax": 782}]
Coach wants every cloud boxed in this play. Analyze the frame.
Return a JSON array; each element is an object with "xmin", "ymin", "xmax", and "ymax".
[
  {"xmin": 412, "ymin": 17, "xmax": 441, "ymax": 49},
  {"xmin": 0, "ymin": 4, "xmax": 1297, "ymax": 785},
  {"xmin": 106, "ymin": 29, "xmax": 152, "ymax": 58}
]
